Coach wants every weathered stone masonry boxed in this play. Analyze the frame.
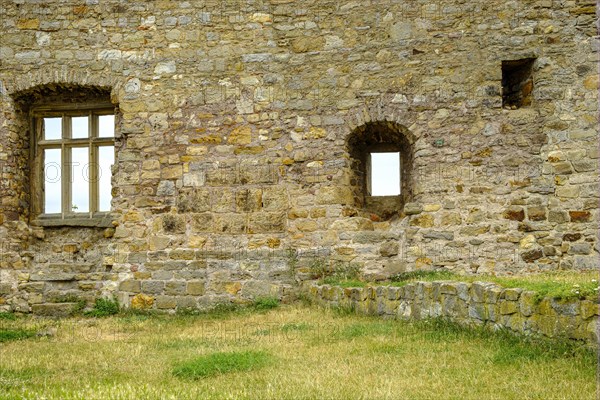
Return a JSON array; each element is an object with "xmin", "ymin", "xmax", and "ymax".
[
  {"xmin": 0, "ymin": 1, "xmax": 598, "ymax": 313},
  {"xmin": 307, "ymin": 281, "xmax": 599, "ymax": 343}
]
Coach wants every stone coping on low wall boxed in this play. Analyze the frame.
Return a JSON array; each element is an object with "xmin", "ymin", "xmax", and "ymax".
[{"xmin": 305, "ymin": 281, "xmax": 599, "ymax": 344}]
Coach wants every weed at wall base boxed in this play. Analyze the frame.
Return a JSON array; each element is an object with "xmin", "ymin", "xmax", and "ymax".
[{"xmin": 84, "ymin": 296, "xmax": 120, "ymax": 318}]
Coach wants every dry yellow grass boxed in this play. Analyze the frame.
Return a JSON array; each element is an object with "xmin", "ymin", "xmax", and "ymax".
[{"xmin": 0, "ymin": 305, "xmax": 596, "ymax": 400}]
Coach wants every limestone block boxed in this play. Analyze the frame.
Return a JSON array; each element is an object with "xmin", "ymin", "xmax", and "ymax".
[
  {"xmin": 155, "ymin": 296, "xmax": 177, "ymax": 309},
  {"xmin": 410, "ymin": 214, "xmax": 434, "ymax": 228},
  {"xmin": 248, "ymin": 212, "xmax": 286, "ymax": 233},
  {"xmin": 569, "ymin": 211, "xmax": 591, "ymax": 222},
  {"xmin": 177, "ymin": 189, "xmax": 210, "ymax": 213},
  {"xmin": 441, "ymin": 212, "xmax": 461, "ymax": 226},
  {"xmin": 331, "ymin": 218, "xmax": 373, "ymax": 231},
  {"xmin": 141, "ymin": 280, "xmax": 164, "ymax": 294},
  {"xmin": 176, "ymin": 296, "xmax": 198, "ymax": 309},
  {"xmin": 235, "ymin": 188, "xmax": 262, "ymax": 212},
  {"xmin": 191, "ymin": 213, "xmax": 214, "ymax": 232},
  {"xmin": 499, "ymin": 301, "xmax": 518, "ymax": 315},
  {"xmin": 32, "ymin": 303, "xmax": 78, "ymax": 317},
  {"xmin": 262, "ymin": 187, "xmax": 288, "ymax": 211},
  {"xmin": 580, "ymin": 300, "xmax": 599, "ymax": 319},
  {"xmin": 165, "ymin": 281, "xmax": 186, "ymax": 296},
  {"xmin": 30, "ymin": 272, "xmax": 75, "ymax": 281},
  {"xmin": 316, "ymin": 187, "xmax": 354, "ymax": 205},
  {"xmin": 504, "ymin": 206, "xmax": 525, "ymax": 221},
  {"xmin": 519, "ymin": 291, "xmax": 537, "ymax": 317},
  {"xmin": 187, "ymin": 281, "xmax": 205, "ymax": 296},
  {"xmin": 468, "ymin": 303, "xmax": 487, "ymax": 321},
  {"xmin": 119, "ymin": 280, "xmax": 141, "ymax": 293},
  {"xmin": 379, "ymin": 241, "xmax": 398, "ymax": 257},
  {"xmin": 502, "ymin": 288, "xmax": 522, "ymax": 301},
  {"xmin": 242, "ymin": 281, "xmax": 274, "ymax": 298},
  {"xmin": 551, "ymin": 299, "xmax": 580, "ymax": 316}
]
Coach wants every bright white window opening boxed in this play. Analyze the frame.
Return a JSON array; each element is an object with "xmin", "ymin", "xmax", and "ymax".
[{"xmin": 370, "ymin": 152, "xmax": 401, "ymax": 196}]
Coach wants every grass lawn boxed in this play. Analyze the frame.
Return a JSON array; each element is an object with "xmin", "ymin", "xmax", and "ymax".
[
  {"xmin": 0, "ymin": 305, "xmax": 597, "ymax": 400},
  {"xmin": 321, "ymin": 270, "xmax": 600, "ymax": 302}
]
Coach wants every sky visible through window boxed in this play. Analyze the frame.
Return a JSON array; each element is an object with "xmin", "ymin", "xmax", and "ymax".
[
  {"xmin": 44, "ymin": 149, "xmax": 61, "ymax": 213},
  {"xmin": 72, "ymin": 116, "xmax": 88, "ymax": 138},
  {"xmin": 44, "ymin": 118, "xmax": 61, "ymax": 140},
  {"xmin": 99, "ymin": 115, "xmax": 115, "ymax": 137},
  {"xmin": 371, "ymin": 152, "xmax": 400, "ymax": 196},
  {"xmin": 71, "ymin": 147, "xmax": 89, "ymax": 212}
]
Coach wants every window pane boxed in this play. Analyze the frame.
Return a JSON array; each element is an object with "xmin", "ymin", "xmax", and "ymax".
[
  {"xmin": 72, "ymin": 116, "xmax": 89, "ymax": 138},
  {"xmin": 44, "ymin": 149, "xmax": 61, "ymax": 213},
  {"xmin": 98, "ymin": 146, "xmax": 114, "ymax": 212},
  {"xmin": 71, "ymin": 147, "xmax": 89, "ymax": 212},
  {"xmin": 44, "ymin": 118, "xmax": 62, "ymax": 140},
  {"xmin": 99, "ymin": 115, "xmax": 115, "ymax": 137},
  {"xmin": 371, "ymin": 152, "xmax": 400, "ymax": 196}
]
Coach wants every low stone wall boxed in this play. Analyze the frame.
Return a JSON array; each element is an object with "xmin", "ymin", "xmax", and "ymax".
[{"xmin": 306, "ymin": 281, "xmax": 599, "ymax": 344}]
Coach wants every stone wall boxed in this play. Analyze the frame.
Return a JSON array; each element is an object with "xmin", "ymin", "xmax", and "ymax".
[
  {"xmin": 0, "ymin": 1, "xmax": 598, "ymax": 313},
  {"xmin": 307, "ymin": 282, "xmax": 600, "ymax": 343}
]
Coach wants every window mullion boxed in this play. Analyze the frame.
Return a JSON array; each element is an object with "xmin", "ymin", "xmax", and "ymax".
[
  {"xmin": 62, "ymin": 115, "xmax": 70, "ymax": 219},
  {"xmin": 366, "ymin": 153, "xmax": 372, "ymax": 196},
  {"xmin": 33, "ymin": 116, "xmax": 42, "ymax": 216},
  {"xmin": 39, "ymin": 142, "xmax": 44, "ymax": 217},
  {"xmin": 90, "ymin": 112, "xmax": 97, "ymax": 216}
]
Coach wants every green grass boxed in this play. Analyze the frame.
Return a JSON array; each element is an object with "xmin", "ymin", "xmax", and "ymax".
[
  {"xmin": 252, "ymin": 296, "xmax": 280, "ymax": 311},
  {"xmin": 338, "ymin": 321, "xmax": 396, "ymax": 339},
  {"xmin": 0, "ymin": 366, "xmax": 49, "ymax": 392},
  {"xmin": 479, "ymin": 274, "xmax": 599, "ymax": 303},
  {"xmin": 0, "ymin": 328, "xmax": 35, "ymax": 343},
  {"xmin": 175, "ymin": 296, "xmax": 281, "ymax": 316},
  {"xmin": 173, "ymin": 350, "xmax": 273, "ymax": 379},
  {"xmin": 427, "ymin": 318, "xmax": 596, "ymax": 370},
  {"xmin": 0, "ymin": 311, "xmax": 17, "ymax": 320},
  {"xmin": 322, "ymin": 277, "xmax": 366, "ymax": 287},
  {"xmin": 389, "ymin": 270, "xmax": 456, "ymax": 283},
  {"xmin": 280, "ymin": 322, "xmax": 311, "ymax": 333},
  {"xmin": 0, "ymin": 305, "xmax": 596, "ymax": 399},
  {"xmin": 177, "ymin": 301, "xmax": 241, "ymax": 318},
  {"xmin": 322, "ymin": 270, "xmax": 600, "ymax": 301},
  {"xmin": 172, "ymin": 298, "xmax": 280, "ymax": 318}
]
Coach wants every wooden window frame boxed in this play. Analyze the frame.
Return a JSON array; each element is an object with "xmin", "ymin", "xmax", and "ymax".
[{"xmin": 30, "ymin": 102, "xmax": 116, "ymax": 228}]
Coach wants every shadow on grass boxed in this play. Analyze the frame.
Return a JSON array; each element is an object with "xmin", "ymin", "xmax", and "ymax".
[{"xmin": 412, "ymin": 318, "xmax": 597, "ymax": 366}]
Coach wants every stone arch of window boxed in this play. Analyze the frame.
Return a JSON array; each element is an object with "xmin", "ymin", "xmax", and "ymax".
[
  {"xmin": 346, "ymin": 121, "xmax": 414, "ymax": 220},
  {"xmin": 9, "ymin": 83, "xmax": 118, "ymax": 227}
]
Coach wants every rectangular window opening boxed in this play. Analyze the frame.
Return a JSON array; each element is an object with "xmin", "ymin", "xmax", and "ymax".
[
  {"xmin": 370, "ymin": 152, "xmax": 401, "ymax": 196},
  {"xmin": 502, "ymin": 58, "xmax": 535, "ymax": 109},
  {"xmin": 36, "ymin": 109, "xmax": 115, "ymax": 222}
]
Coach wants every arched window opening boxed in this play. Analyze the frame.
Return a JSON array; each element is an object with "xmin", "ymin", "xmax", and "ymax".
[
  {"xmin": 12, "ymin": 84, "xmax": 117, "ymax": 227},
  {"xmin": 347, "ymin": 122, "xmax": 414, "ymax": 220}
]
